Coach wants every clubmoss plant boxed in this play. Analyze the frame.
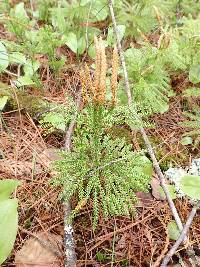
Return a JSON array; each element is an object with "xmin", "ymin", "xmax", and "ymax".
[{"xmin": 53, "ymin": 37, "xmax": 152, "ymax": 228}]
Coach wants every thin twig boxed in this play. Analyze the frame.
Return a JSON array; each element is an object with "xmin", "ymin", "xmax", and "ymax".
[
  {"xmin": 108, "ymin": 2, "xmax": 132, "ymax": 106},
  {"xmin": 85, "ymin": 157, "xmax": 128, "ymax": 178},
  {"xmin": 161, "ymin": 202, "xmax": 200, "ymax": 267},
  {"xmin": 64, "ymin": 92, "xmax": 82, "ymax": 151},
  {"xmin": 176, "ymin": 252, "xmax": 188, "ymax": 267},
  {"xmin": 108, "ymin": 4, "xmax": 200, "ymax": 264},
  {"xmin": 85, "ymin": 0, "xmax": 93, "ymax": 49},
  {"xmin": 63, "ymin": 92, "xmax": 82, "ymax": 267},
  {"xmin": 63, "ymin": 202, "xmax": 77, "ymax": 267},
  {"xmin": 108, "ymin": 0, "xmax": 184, "ymax": 233},
  {"xmin": 4, "ymin": 69, "xmax": 18, "ymax": 77}
]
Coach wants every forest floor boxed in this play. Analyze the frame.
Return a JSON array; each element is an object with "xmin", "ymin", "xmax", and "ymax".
[
  {"xmin": 1, "ymin": 70, "xmax": 200, "ymax": 266},
  {"xmin": 1, "ymin": 1, "xmax": 200, "ymax": 267}
]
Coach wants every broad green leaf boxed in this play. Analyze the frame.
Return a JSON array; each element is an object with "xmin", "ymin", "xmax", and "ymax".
[
  {"xmin": 24, "ymin": 60, "xmax": 40, "ymax": 77},
  {"xmin": 159, "ymin": 102, "xmax": 169, "ymax": 114},
  {"xmin": 189, "ymin": 65, "xmax": 200, "ymax": 84},
  {"xmin": 133, "ymin": 156, "xmax": 153, "ymax": 178},
  {"xmin": 180, "ymin": 136, "xmax": 193, "ymax": 145},
  {"xmin": 80, "ymin": 0, "xmax": 90, "ymax": 5},
  {"xmin": 107, "ymin": 25, "xmax": 126, "ymax": 46},
  {"xmin": 88, "ymin": 44, "xmax": 96, "ymax": 59},
  {"xmin": 9, "ymin": 52, "xmax": 26, "ymax": 65},
  {"xmin": 32, "ymin": 10, "xmax": 39, "ymax": 19},
  {"xmin": 0, "ymin": 199, "xmax": 18, "ymax": 264},
  {"xmin": 159, "ymin": 185, "xmax": 177, "ymax": 200},
  {"xmin": 0, "ymin": 96, "xmax": 8, "ymax": 111},
  {"xmin": 51, "ymin": 8, "xmax": 66, "ymax": 33},
  {"xmin": 15, "ymin": 76, "xmax": 34, "ymax": 87},
  {"xmin": 0, "ymin": 42, "xmax": 9, "ymax": 72},
  {"xmin": 184, "ymin": 87, "xmax": 200, "ymax": 97},
  {"xmin": 180, "ymin": 175, "xmax": 200, "ymax": 199},
  {"xmin": 14, "ymin": 2, "xmax": 29, "ymax": 21},
  {"xmin": 0, "ymin": 179, "xmax": 21, "ymax": 202},
  {"xmin": 124, "ymin": 48, "xmax": 145, "ymax": 71},
  {"xmin": 77, "ymin": 37, "xmax": 86, "ymax": 55},
  {"xmin": 63, "ymin": 32, "xmax": 78, "ymax": 54},
  {"xmin": 167, "ymin": 221, "xmax": 181, "ymax": 240},
  {"xmin": 90, "ymin": 0, "xmax": 108, "ymax": 22},
  {"xmin": 40, "ymin": 112, "xmax": 66, "ymax": 131}
]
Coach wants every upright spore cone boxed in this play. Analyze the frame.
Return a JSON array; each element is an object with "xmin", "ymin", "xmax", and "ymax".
[
  {"xmin": 99, "ymin": 37, "xmax": 107, "ymax": 104},
  {"xmin": 94, "ymin": 36, "xmax": 101, "ymax": 103},
  {"xmin": 111, "ymin": 45, "xmax": 119, "ymax": 106},
  {"xmin": 153, "ymin": 6, "xmax": 163, "ymax": 27}
]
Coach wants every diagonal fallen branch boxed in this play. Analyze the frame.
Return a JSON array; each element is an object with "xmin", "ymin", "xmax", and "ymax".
[
  {"xmin": 161, "ymin": 202, "xmax": 200, "ymax": 267},
  {"xmin": 107, "ymin": 0, "xmax": 184, "ymax": 233},
  {"xmin": 108, "ymin": 1, "xmax": 200, "ymax": 264}
]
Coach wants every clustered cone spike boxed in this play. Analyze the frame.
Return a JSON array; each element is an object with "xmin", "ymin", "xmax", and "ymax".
[
  {"xmin": 79, "ymin": 68, "xmax": 88, "ymax": 104},
  {"xmin": 79, "ymin": 36, "xmax": 119, "ymax": 106},
  {"xmin": 111, "ymin": 45, "xmax": 119, "ymax": 106},
  {"xmin": 94, "ymin": 35, "xmax": 101, "ymax": 103},
  {"xmin": 98, "ymin": 36, "xmax": 107, "ymax": 104}
]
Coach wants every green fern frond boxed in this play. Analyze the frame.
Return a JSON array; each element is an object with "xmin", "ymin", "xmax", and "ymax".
[
  {"xmin": 181, "ymin": 17, "xmax": 200, "ymax": 37},
  {"xmin": 124, "ymin": 45, "xmax": 174, "ymax": 115},
  {"xmin": 178, "ymin": 0, "xmax": 200, "ymax": 16},
  {"xmin": 116, "ymin": 0, "xmax": 177, "ymax": 37},
  {"xmin": 158, "ymin": 39, "xmax": 186, "ymax": 70},
  {"xmin": 133, "ymin": 77, "xmax": 169, "ymax": 115},
  {"xmin": 180, "ymin": 108, "xmax": 200, "ymax": 146},
  {"xmin": 174, "ymin": 17, "xmax": 200, "ymax": 66}
]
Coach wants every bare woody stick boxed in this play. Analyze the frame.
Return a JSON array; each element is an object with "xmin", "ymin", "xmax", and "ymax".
[
  {"xmin": 108, "ymin": 3, "xmax": 200, "ymax": 264},
  {"xmin": 161, "ymin": 202, "xmax": 200, "ymax": 267},
  {"xmin": 65, "ymin": 93, "xmax": 82, "ymax": 151},
  {"xmin": 111, "ymin": 46, "xmax": 119, "ymax": 106},
  {"xmin": 63, "ymin": 202, "xmax": 76, "ymax": 267},
  {"xmin": 63, "ymin": 93, "xmax": 82, "ymax": 267},
  {"xmin": 107, "ymin": 0, "xmax": 184, "ymax": 233}
]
